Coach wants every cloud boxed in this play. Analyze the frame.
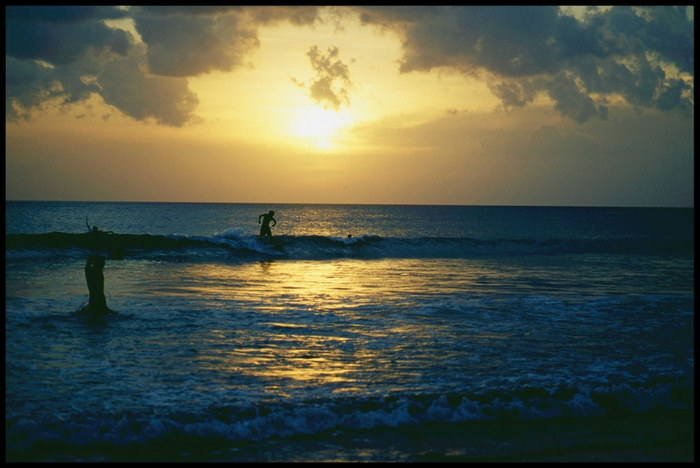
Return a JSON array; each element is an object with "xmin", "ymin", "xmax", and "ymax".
[
  {"xmin": 5, "ymin": 6, "xmax": 322, "ymax": 126},
  {"xmin": 5, "ymin": 6, "xmax": 133, "ymax": 120},
  {"xmin": 293, "ymin": 46, "xmax": 353, "ymax": 110},
  {"xmin": 358, "ymin": 6, "xmax": 694, "ymax": 122},
  {"xmin": 4, "ymin": 6, "xmax": 200, "ymax": 125},
  {"xmin": 132, "ymin": 8, "xmax": 260, "ymax": 77},
  {"xmin": 6, "ymin": 6, "xmax": 694, "ymax": 126},
  {"xmin": 97, "ymin": 44, "xmax": 199, "ymax": 126},
  {"xmin": 5, "ymin": 6, "xmax": 130, "ymax": 64},
  {"xmin": 244, "ymin": 5, "xmax": 321, "ymax": 26}
]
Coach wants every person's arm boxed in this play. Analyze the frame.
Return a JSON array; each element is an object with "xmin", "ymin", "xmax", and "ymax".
[
  {"xmin": 258, "ymin": 214, "xmax": 263, "ymax": 224},
  {"xmin": 86, "ymin": 218, "xmax": 91, "ymax": 231},
  {"xmin": 271, "ymin": 218, "xmax": 277, "ymax": 227}
]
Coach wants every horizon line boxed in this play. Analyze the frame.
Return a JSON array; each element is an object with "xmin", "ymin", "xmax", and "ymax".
[{"xmin": 5, "ymin": 199, "xmax": 694, "ymax": 209}]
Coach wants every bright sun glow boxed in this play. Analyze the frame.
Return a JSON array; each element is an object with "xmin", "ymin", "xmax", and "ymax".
[{"xmin": 290, "ymin": 106, "xmax": 352, "ymax": 149}]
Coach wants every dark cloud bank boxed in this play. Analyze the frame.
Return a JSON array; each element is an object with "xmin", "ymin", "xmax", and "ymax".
[{"xmin": 6, "ymin": 6, "xmax": 694, "ymax": 126}]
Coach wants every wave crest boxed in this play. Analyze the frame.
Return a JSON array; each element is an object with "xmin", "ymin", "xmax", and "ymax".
[{"xmin": 5, "ymin": 231, "xmax": 693, "ymax": 261}]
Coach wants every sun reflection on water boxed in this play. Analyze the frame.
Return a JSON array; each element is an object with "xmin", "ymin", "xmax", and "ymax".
[
  {"xmin": 175, "ymin": 260, "xmax": 405, "ymax": 392},
  {"xmin": 151, "ymin": 258, "xmax": 486, "ymax": 395}
]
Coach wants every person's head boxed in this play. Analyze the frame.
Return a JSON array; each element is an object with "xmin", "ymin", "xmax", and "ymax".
[
  {"xmin": 92, "ymin": 226, "xmax": 98, "ymax": 233},
  {"xmin": 269, "ymin": 210, "xmax": 274, "ymax": 216}
]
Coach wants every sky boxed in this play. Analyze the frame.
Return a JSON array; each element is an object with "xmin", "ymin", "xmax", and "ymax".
[{"xmin": 5, "ymin": 6, "xmax": 694, "ymax": 206}]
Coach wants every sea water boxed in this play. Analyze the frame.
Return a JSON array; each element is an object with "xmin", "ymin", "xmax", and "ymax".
[{"xmin": 5, "ymin": 201, "xmax": 694, "ymax": 461}]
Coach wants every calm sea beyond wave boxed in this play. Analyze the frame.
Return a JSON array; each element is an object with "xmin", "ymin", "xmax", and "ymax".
[{"xmin": 5, "ymin": 201, "xmax": 694, "ymax": 462}]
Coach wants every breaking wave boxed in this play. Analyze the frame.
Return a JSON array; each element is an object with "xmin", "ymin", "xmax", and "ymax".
[
  {"xmin": 6, "ymin": 230, "xmax": 693, "ymax": 261},
  {"xmin": 6, "ymin": 379, "xmax": 693, "ymax": 457}
]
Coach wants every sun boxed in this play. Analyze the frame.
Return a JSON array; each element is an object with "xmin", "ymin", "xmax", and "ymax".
[{"xmin": 290, "ymin": 106, "xmax": 351, "ymax": 149}]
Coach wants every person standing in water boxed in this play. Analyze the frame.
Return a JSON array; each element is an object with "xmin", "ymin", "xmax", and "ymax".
[
  {"xmin": 258, "ymin": 210, "xmax": 277, "ymax": 238},
  {"xmin": 81, "ymin": 255, "xmax": 114, "ymax": 315}
]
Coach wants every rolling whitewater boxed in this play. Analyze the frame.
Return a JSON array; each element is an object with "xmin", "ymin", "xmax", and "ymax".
[{"xmin": 5, "ymin": 201, "xmax": 694, "ymax": 461}]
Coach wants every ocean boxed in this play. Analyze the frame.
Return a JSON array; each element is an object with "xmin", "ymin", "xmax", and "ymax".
[{"xmin": 5, "ymin": 201, "xmax": 694, "ymax": 461}]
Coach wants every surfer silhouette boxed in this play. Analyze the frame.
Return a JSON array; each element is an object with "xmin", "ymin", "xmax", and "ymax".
[
  {"xmin": 258, "ymin": 210, "xmax": 277, "ymax": 239},
  {"xmin": 86, "ymin": 218, "xmax": 114, "ymax": 235}
]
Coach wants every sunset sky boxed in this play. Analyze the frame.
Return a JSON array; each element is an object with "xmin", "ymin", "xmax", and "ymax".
[{"xmin": 5, "ymin": 6, "xmax": 694, "ymax": 206}]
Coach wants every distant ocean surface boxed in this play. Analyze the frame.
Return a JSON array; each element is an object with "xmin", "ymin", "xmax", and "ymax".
[{"xmin": 5, "ymin": 201, "xmax": 694, "ymax": 461}]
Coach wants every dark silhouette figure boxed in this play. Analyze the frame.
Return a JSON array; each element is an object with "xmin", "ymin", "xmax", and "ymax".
[
  {"xmin": 86, "ymin": 218, "xmax": 119, "ymax": 257},
  {"xmin": 77, "ymin": 255, "xmax": 114, "ymax": 315},
  {"xmin": 86, "ymin": 218, "xmax": 114, "ymax": 236},
  {"xmin": 258, "ymin": 210, "xmax": 277, "ymax": 238}
]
